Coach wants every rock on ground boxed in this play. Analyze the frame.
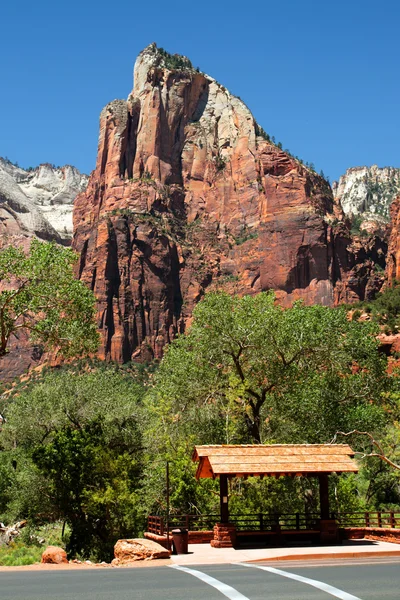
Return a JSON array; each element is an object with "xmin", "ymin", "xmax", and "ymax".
[
  {"xmin": 41, "ymin": 546, "xmax": 68, "ymax": 564},
  {"xmin": 112, "ymin": 538, "xmax": 170, "ymax": 563}
]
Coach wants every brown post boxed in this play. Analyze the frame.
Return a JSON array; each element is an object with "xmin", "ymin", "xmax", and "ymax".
[
  {"xmin": 220, "ymin": 475, "xmax": 229, "ymax": 523},
  {"xmin": 319, "ymin": 474, "xmax": 330, "ymax": 520},
  {"xmin": 390, "ymin": 511, "xmax": 395, "ymax": 528},
  {"xmin": 318, "ymin": 473, "xmax": 338, "ymax": 543}
]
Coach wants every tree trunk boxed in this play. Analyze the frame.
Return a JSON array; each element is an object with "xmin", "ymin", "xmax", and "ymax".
[{"xmin": 244, "ymin": 411, "xmax": 261, "ymax": 443}]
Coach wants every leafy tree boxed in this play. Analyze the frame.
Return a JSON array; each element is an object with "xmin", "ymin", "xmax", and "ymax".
[
  {"xmin": 368, "ymin": 283, "xmax": 400, "ymax": 333},
  {"xmin": 152, "ymin": 291, "xmax": 388, "ymax": 444},
  {"xmin": 331, "ymin": 384, "xmax": 400, "ymax": 508},
  {"xmin": 1, "ymin": 364, "xmax": 147, "ymax": 560},
  {"xmin": 0, "ymin": 239, "xmax": 99, "ymax": 358}
]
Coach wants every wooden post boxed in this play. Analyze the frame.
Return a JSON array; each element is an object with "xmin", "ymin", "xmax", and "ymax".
[
  {"xmin": 319, "ymin": 474, "xmax": 330, "ymax": 520},
  {"xmin": 390, "ymin": 511, "xmax": 395, "ymax": 528},
  {"xmin": 220, "ymin": 475, "xmax": 229, "ymax": 523},
  {"xmin": 166, "ymin": 462, "xmax": 170, "ymax": 550}
]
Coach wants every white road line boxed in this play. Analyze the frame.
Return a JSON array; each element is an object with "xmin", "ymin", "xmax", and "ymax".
[
  {"xmin": 236, "ymin": 562, "xmax": 362, "ymax": 600},
  {"xmin": 170, "ymin": 565, "xmax": 250, "ymax": 600}
]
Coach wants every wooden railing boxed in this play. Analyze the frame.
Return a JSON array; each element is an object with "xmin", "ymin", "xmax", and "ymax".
[
  {"xmin": 147, "ymin": 514, "xmax": 218, "ymax": 535},
  {"xmin": 230, "ymin": 513, "xmax": 321, "ymax": 531},
  {"xmin": 147, "ymin": 511, "xmax": 400, "ymax": 536},
  {"xmin": 147, "ymin": 515, "xmax": 165, "ymax": 535},
  {"xmin": 337, "ymin": 511, "xmax": 400, "ymax": 529},
  {"xmin": 147, "ymin": 512, "xmax": 322, "ymax": 535}
]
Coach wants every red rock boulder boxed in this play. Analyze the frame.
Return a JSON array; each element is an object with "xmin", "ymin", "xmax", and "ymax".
[
  {"xmin": 41, "ymin": 546, "xmax": 68, "ymax": 564},
  {"xmin": 112, "ymin": 538, "xmax": 170, "ymax": 564}
]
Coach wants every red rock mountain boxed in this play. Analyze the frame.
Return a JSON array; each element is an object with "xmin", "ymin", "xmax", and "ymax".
[
  {"xmin": 73, "ymin": 44, "xmax": 386, "ymax": 362},
  {"xmin": 385, "ymin": 196, "xmax": 400, "ymax": 283}
]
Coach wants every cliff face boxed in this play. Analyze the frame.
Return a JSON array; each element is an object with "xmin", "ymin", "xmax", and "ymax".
[
  {"xmin": 73, "ymin": 44, "xmax": 385, "ymax": 362},
  {"xmin": 0, "ymin": 158, "xmax": 88, "ymax": 245},
  {"xmin": 0, "ymin": 158, "xmax": 88, "ymax": 382},
  {"xmin": 333, "ymin": 165, "xmax": 400, "ymax": 233},
  {"xmin": 385, "ymin": 196, "xmax": 400, "ymax": 283}
]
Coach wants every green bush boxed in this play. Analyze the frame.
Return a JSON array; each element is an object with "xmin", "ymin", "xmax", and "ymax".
[{"xmin": 0, "ymin": 542, "xmax": 43, "ymax": 566}]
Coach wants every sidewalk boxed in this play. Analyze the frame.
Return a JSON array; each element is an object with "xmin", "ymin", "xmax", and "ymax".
[{"xmin": 170, "ymin": 539, "xmax": 400, "ymax": 566}]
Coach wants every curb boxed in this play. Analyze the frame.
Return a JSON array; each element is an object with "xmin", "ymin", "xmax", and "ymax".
[{"xmin": 249, "ymin": 550, "xmax": 400, "ymax": 562}]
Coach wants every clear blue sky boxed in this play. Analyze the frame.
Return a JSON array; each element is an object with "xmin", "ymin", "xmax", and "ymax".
[{"xmin": 1, "ymin": 0, "xmax": 399, "ymax": 182}]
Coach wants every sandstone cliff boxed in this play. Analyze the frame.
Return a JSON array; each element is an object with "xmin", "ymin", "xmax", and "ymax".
[
  {"xmin": 333, "ymin": 165, "xmax": 400, "ymax": 234},
  {"xmin": 71, "ymin": 44, "xmax": 386, "ymax": 362},
  {"xmin": 0, "ymin": 158, "xmax": 88, "ymax": 245},
  {"xmin": 385, "ymin": 196, "xmax": 400, "ymax": 283},
  {"xmin": 0, "ymin": 158, "xmax": 88, "ymax": 382}
]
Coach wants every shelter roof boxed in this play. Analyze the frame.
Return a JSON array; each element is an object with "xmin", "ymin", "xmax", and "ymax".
[{"xmin": 192, "ymin": 444, "xmax": 358, "ymax": 479}]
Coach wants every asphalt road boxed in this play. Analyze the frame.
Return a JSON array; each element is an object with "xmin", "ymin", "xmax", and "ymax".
[{"xmin": 1, "ymin": 559, "xmax": 400, "ymax": 599}]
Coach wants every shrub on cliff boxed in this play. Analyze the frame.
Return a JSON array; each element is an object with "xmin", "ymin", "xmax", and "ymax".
[{"xmin": 369, "ymin": 283, "xmax": 400, "ymax": 333}]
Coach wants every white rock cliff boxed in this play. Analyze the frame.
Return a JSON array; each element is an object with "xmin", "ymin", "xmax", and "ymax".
[
  {"xmin": 0, "ymin": 158, "xmax": 88, "ymax": 244},
  {"xmin": 333, "ymin": 165, "xmax": 400, "ymax": 223}
]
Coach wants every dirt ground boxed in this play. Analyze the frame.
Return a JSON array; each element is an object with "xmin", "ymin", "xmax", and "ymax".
[{"xmin": 0, "ymin": 557, "xmax": 173, "ymax": 572}]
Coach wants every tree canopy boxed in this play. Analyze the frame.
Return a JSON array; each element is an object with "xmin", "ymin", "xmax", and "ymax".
[
  {"xmin": 0, "ymin": 363, "xmax": 147, "ymax": 560},
  {"xmin": 152, "ymin": 291, "xmax": 388, "ymax": 444},
  {"xmin": 1, "ymin": 291, "xmax": 398, "ymax": 561},
  {"xmin": 0, "ymin": 239, "xmax": 99, "ymax": 358}
]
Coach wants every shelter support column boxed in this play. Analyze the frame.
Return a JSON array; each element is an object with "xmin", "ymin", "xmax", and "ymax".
[
  {"xmin": 318, "ymin": 473, "xmax": 338, "ymax": 543},
  {"xmin": 220, "ymin": 474, "xmax": 229, "ymax": 523},
  {"xmin": 319, "ymin": 474, "xmax": 330, "ymax": 520},
  {"xmin": 211, "ymin": 475, "xmax": 237, "ymax": 548}
]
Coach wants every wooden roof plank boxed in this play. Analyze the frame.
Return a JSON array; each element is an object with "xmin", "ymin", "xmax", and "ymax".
[
  {"xmin": 209, "ymin": 454, "xmax": 351, "ymax": 465},
  {"xmin": 193, "ymin": 444, "xmax": 358, "ymax": 479},
  {"xmin": 194, "ymin": 445, "xmax": 353, "ymax": 457}
]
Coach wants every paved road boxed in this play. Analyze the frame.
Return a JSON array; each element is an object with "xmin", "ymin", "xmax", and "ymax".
[{"xmin": 1, "ymin": 559, "xmax": 400, "ymax": 599}]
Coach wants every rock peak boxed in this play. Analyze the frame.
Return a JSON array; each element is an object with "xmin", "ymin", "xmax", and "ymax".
[
  {"xmin": 134, "ymin": 43, "xmax": 196, "ymax": 94},
  {"xmin": 137, "ymin": 42, "xmax": 194, "ymax": 70}
]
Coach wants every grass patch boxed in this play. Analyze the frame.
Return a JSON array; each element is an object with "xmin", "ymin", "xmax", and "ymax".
[
  {"xmin": 0, "ymin": 542, "xmax": 43, "ymax": 566},
  {"xmin": 0, "ymin": 521, "xmax": 68, "ymax": 566}
]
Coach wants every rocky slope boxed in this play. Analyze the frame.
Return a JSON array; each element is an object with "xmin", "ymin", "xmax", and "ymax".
[
  {"xmin": 0, "ymin": 158, "xmax": 88, "ymax": 382},
  {"xmin": 73, "ymin": 44, "xmax": 386, "ymax": 363},
  {"xmin": 333, "ymin": 165, "xmax": 400, "ymax": 232},
  {"xmin": 0, "ymin": 158, "xmax": 88, "ymax": 245}
]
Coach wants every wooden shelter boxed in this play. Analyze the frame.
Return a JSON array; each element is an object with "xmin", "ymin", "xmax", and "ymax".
[{"xmin": 192, "ymin": 444, "xmax": 359, "ymax": 547}]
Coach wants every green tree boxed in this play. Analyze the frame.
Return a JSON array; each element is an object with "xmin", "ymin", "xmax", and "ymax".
[
  {"xmin": 368, "ymin": 283, "xmax": 400, "ymax": 333},
  {"xmin": 0, "ymin": 239, "xmax": 99, "ymax": 358},
  {"xmin": 1, "ymin": 364, "xmax": 147, "ymax": 560},
  {"xmin": 152, "ymin": 291, "xmax": 388, "ymax": 444}
]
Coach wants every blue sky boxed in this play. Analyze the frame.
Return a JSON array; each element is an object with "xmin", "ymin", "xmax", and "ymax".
[{"xmin": 1, "ymin": 0, "xmax": 399, "ymax": 182}]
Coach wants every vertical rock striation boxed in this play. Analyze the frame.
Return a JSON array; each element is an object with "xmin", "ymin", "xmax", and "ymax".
[
  {"xmin": 73, "ymin": 44, "xmax": 385, "ymax": 362},
  {"xmin": 385, "ymin": 196, "xmax": 400, "ymax": 283}
]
